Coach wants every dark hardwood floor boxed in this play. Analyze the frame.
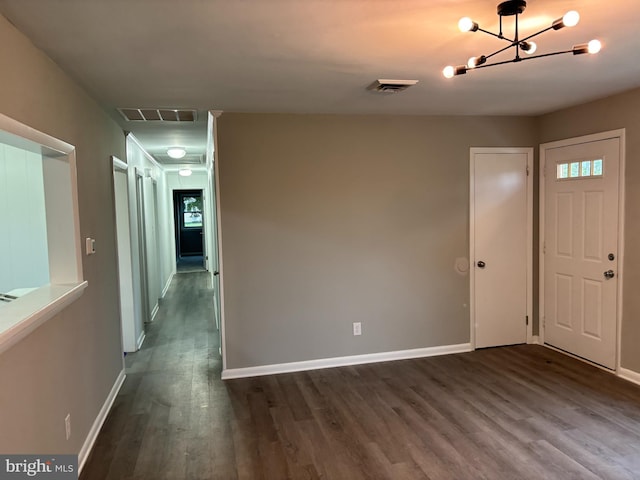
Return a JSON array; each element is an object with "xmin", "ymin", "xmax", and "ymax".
[
  {"xmin": 81, "ymin": 273, "xmax": 640, "ymax": 479},
  {"xmin": 176, "ymin": 255, "xmax": 205, "ymax": 273}
]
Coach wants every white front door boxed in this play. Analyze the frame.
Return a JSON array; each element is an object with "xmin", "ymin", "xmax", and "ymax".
[
  {"xmin": 543, "ymin": 136, "xmax": 621, "ymax": 369},
  {"xmin": 471, "ymin": 149, "xmax": 532, "ymax": 348}
]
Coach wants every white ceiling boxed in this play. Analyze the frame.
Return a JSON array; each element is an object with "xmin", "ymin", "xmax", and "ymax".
[{"xmin": 1, "ymin": 0, "xmax": 639, "ymax": 161}]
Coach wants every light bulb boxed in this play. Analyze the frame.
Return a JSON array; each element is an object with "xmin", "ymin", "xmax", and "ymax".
[
  {"xmin": 443, "ymin": 66, "xmax": 455, "ymax": 78},
  {"xmin": 563, "ymin": 11, "xmax": 580, "ymax": 28},
  {"xmin": 458, "ymin": 17, "xmax": 477, "ymax": 32},
  {"xmin": 588, "ymin": 39, "xmax": 602, "ymax": 54},
  {"xmin": 521, "ymin": 41, "xmax": 537, "ymax": 54},
  {"xmin": 467, "ymin": 56, "xmax": 486, "ymax": 68},
  {"xmin": 178, "ymin": 169, "xmax": 192, "ymax": 177}
]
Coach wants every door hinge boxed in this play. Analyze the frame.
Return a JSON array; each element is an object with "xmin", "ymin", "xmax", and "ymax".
[
  {"xmin": 526, "ymin": 315, "xmax": 529, "ymax": 326},
  {"xmin": 526, "ymin": 166, "xmax": 530, "ymax": 176},
  {"xmin": 543, "ymin": 241, "xmax": 546, "ymax": 254}
]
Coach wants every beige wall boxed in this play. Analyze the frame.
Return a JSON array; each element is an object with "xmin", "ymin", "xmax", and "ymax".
[
  {"xmin": 538, "ymin": 87, "xmax": 640, "ymax": 372},
  {"xmin": 218, "ymin": 113, "xmax": 537, "ymax": 369},
  {"xmin": 0, "ymin": 15, "xmax": 125, "ymax": 453}
]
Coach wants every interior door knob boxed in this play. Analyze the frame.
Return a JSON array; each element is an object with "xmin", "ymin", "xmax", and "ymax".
[
  {"xmin": 477, "ymin": 261, "xmax": 486, "ymax": 268},
  {"xmin": 604, "ymin": 270, "xmax": 615, "ymax": 279}
]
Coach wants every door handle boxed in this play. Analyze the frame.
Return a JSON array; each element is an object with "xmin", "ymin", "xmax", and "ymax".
[
  {"xmin": 477, "ymin": 261, "xmax": 486, "ymax": 268},
  {"xmin": 604, "ymin": 270, "xmax": 615, "ymax": 279},
  {"xmin": 214, "ymin": 271, "xmax": 219, "ymax": 276}
]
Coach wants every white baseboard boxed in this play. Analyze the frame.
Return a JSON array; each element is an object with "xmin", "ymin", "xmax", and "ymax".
[
  {"xmin": 150, "ymin": 303, "xmax": 159, "ymax": 322},
  {"xmin": 618, "ymin": 367, "xmax": 640, "ymax": 387},
  {"xmin": 530, "ymin": 335, "xmax": 541, "ymax": 345},
  {"xmin": 79, "ymin": 369, "xmax": 126, "ymax": 473},
  {"xmin": 136, "ymin": 331, "xmax": 146, "ymax": 350},
  {"xmin": 161, "ymin": 272, "xmax": 174, "ymax": 298},
  {"xmin": 221, "ymin": 343, "xmax": 472, "ymax": 380}
]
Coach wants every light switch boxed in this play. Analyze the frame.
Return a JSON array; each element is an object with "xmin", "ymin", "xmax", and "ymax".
[{"xmin": 85, "ymin": 237, "xmax": 96, "ymax": 255}]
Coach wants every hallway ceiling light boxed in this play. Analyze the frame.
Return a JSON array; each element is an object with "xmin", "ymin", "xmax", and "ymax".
[
  {"xmin": 443, "ymin": 1, "xmax": 601, "ymax": 78},
  {"xmin": 167, "ymin": 147, "xmax": 186, "ymax": 159},
  {"xmin": 178, "ymin": 169, "xmax": 192, "ymax": 177}
]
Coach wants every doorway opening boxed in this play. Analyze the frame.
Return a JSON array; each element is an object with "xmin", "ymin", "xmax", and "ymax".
[{"xmin": 173, "ymin": 189, "xmax": 206, "ymax": 273}]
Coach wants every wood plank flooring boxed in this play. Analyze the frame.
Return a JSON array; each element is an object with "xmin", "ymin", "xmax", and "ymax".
[{"xmin": 81, "ymin": 272, "xmax": 640, "ymax": 479}]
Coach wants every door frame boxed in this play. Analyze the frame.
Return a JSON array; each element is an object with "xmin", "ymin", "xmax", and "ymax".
[
  {"xmin": 172, "ymin": 188, "xmax": 205, "ymax": 261},
  {"xmin": 469, "ymin": 147, "xmax": 534, "ymax": 349},
  {"xmin": 539, "ymin": 129, "xmax": 626, "ymax": 371},
  {"xmin": 111, "ymin": 156, "xmax": 141, "ymax": 352},
  {"xmin": 208, "ymin": 110, "xmax": 226, "ymax": 368},
  {"xmin": 134, "ymin": 167, "xmax": 151, "ymax": 324}
]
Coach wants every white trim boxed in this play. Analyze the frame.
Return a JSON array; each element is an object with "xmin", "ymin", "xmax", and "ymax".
[
  {"xmin": 469, "ymin": 147, "xmax": 534, "ymax": 349},
  {"xmin": 112, "ymin": 156, "xmax": 128, "ymax": 171},
  {"xmin": 531, "ymin": 335, "xmax": 541, "ymax": 345},
  {"xmin": 210, "ymin": 111, "xmax": 227, "ymax": 372},
  {"xmin": 150, "ymin": 303, "xmax": 159, "ymax": 322},
  {"xmin": 78, "ymin": 369, "xmax": 126, "ymax": 473},
  {"xmin": 616, "ymin": 132, "xmax": 626, "ymax": 373},
  {"xmin": 0, "ymin": 112, "xmax": 74, "ymax": 155},
  {"xmin": 136, "ymin": 331, "xmax": 146, "ymax": 350},
  {"xmin": 469, "ymin": 152, "xmax": 476, "ymax": 349},
  {"xmin": 221, "ymin": 343, "xmax": 472, "ymax": 380},
  {"xmin": 0, "ymin": 113, "xmax": 87, "ymax": 355},
  {"xmin": 126, "ymin": 133, "xmax": 163, "ymax": 170},
  {"xmin": 0, "ymin": 282, "xmax": 87, "ymax": 355},
  {"xmin": 161, "ymin": 272, "xmax": 174, "ymax": 298},
  {"xmin": 539, "ymin": 129, "xmax": 625, "ymax": 370},
  {"xmin": 67, "ymin": 148, "xmax": 84, "ymax": 283},
  {"xmin": 618, "ymin": 367, "xmax": 640, "ymax": 387}
]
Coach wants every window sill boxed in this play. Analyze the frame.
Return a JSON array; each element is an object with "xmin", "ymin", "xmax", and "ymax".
[{"xmin": 0, "ymin": 282, "xmax": 88, "ymax": 355}]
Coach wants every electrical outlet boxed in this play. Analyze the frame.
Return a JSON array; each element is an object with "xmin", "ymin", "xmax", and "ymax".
[
  {"xmin": 64, "ymin": 414, "xmax": 71, "ymax": 440},
  {"xmin": 353, "ymin": 322, "xmax": 362, "ymax": 336}
]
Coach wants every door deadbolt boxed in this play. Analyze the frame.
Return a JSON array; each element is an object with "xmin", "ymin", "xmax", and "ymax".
[
  {"xmin": 477, "ymin": 261, "xmax": 486, "ymax": 268},
  {"xmin": 608, "ymin": 253, "xmax": 615, "ymax": 261}
]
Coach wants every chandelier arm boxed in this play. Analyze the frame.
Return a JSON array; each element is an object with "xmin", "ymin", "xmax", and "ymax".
[
  {"xmin": 473, "ymin": 57, "xmax": 524, "ymax": 70},
  {"xmin": 518, "ymin": 26, "xmax": 555, "ymax": 44},
  {"xmin": 477, "ymin": 27, "xmax": 514, "ymax": 43},
  {"xmin": 472, "ymin": 49, "xmax": 574, "ymax": 71},
  {"xmin": 483, "ymin": 41, "xmax": 521, "ymax": 61},
  {"xmin": 475, "ymin": 27, "xmax": 569, "ymax": 65},
  {"xmin": 517, "ymin": 49, "xmax": 573, "ymax": 61}
]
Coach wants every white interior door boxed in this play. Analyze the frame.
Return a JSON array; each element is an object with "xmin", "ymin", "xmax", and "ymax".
[
  {"xmin": 472, "ymin": 149, "xmax": 531, "ymax": 348},
  {"xmin": 543, "ymin": 137, "xmax": 620, "ymax": 369}
]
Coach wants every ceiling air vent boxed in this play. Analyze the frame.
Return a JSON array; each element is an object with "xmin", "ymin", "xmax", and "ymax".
[
  {"xmin": 369, "ymin": 79, "xmax": 419, "ymax": 93},
  {"xmin": 117, "ymin": 108, "xmax": 198, "ymax": 122}
]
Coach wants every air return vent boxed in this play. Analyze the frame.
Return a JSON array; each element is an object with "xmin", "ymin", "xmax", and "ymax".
[
  {"xmin": 117, "ymin": 108, "xmax": 198, "ymax": 122},
  {"xmin": 369, "ymin": 79, "xmax": 419, "ymax": 93}
]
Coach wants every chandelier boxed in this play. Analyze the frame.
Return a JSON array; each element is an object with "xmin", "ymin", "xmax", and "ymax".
[{"xmin": 443, "ymin": 0, "xmax": 601, "ymax": 78}]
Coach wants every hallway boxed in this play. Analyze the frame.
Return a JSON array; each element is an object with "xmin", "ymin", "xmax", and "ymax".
[{"xmin": 81, "ymin": 272, "xmax": 233, "ymax": 479}]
